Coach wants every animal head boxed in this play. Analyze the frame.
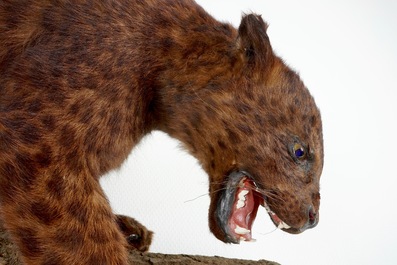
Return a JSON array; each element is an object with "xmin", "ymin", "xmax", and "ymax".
[{"xmin": 158, "ymin": 14, "xmax": 323, "ymax": 243}]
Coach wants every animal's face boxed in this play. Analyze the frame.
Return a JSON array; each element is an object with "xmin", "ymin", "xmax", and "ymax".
[
  {"xmin": 204, "ymin": 60, "xmax": 324, "ymax": 243},
  {"xmin": 159, "ymin": 14, "xmax": 323, "ymax": 243}
]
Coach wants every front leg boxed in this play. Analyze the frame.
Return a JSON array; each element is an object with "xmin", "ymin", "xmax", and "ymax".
[{"xmin": 0, "ymin": 165, "xmax": 129, "ymax": 265}]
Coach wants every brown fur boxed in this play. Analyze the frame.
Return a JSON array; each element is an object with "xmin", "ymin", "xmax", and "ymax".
[{"xmin": 0, "ymin": 0, "xmax": 323, "ymax": 264}]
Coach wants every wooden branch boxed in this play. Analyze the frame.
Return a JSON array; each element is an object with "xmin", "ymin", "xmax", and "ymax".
[
  {"xmin": 126, "ymin": 250, "xmax": 280, "ymax": 265},
  {"xmin": 0, "ymin": 221, "xmax": 279, "ymax": 265}
]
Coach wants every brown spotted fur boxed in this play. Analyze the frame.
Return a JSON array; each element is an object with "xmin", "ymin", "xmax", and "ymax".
[{"xmin": 0, "ymin": 0, "xmax": 323, "ymax": 264}]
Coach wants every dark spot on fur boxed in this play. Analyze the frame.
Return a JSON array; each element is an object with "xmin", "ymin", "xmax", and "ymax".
[
  {"xmin": 15, "ymin": 153, "xmax": 38, "ymax": 190},
  {"xmin": 108, "ymin": 111, "xmax": 121, "ymax": 133},
  {"xmin": 254, "ymin": 154, "xmax": 265, "ymax": 163},
  {"xmin": 236, "ymin": 102, "xmax": 252, "ymax": 114},
  {"xmin": 226, "ymin": 128, "xmax": 241, "ymax": 144},
  {"xmin": 278, "ymin": 114, "xmax": 288, "ymax": 125},
  {"xmin": 68, "ymin": 102, "xmax": 81, "ymax": 116},
  {"xmin": 205, "ymin": 81, "xmax": 220, "ymax": 91},
  {"xmin": 209, "ymin": 146, "xmax": 215, "ymax": 156},
  {"xmin": 41, "ymin": 115, "xmax": 56, "ymax": 131},
  {"xmin": 48, "ymin": 91, "xmax": 67, "ymax": 106},
  {"xmin": 34, "ymin": 145, "xmax": 53, "ymax": 168},
  {"xmin": 0, "ymin": 163, "xmax": 19, "ymax": 203},
  {"xmin": 210, "ymin": 160, "xmax": 216, "ymax": 170},
  {"xmin": 254, "ymin": 114, "xmax": 265, "ymax": 127},
  {"xmin": 20, "ymin": 123, "xmax": 42, "ymax": 145},
  {"xmin": 16, "ymin": 228, "xmax": 42, "ymax": 257},
  {"xmin": 310, "ymin": 115, "xmax": 317, "ymax": 127},
  {"xmin": 258, "ymin": 96, "xmax": 266, "ymax": 106},
  {"xmin": 4, "ymin": 99, "xmax": 25, "ymax": 112},
  {"xmin": 31, "ymin": 201, "xmax": 61, "ymax": 225},
  {"xmin": 217, "ymin": 140, "xmax": 227, "ymax": 150},
  {"xmin": 244, "ymin": 89, "xmax": 255, "ymax": 101},
  {"xmin": 59, "ymin": 125, "xmax": 76, "ymax": 148},
  {"xmin": 65, "ymin": 148, "xmax": 83, "ymax": 175},
  {"xmin": 247, "ymin": 145, "xmax": 257, "ymax": 154},
  {"xmin": 67, "ymin": 200, "xmax": 89, "ymax": 224},
  {"xmin": 79, "ymin": 108, "xmax": 94, "ymax": 124},
  {"xmin": 54, "ymin": 227, "xmax": 84, "ymax": 251},
  {"xmin": 189, "ymin": 112, "xmax": 202, "ymax": 129},
  {"xmin": 46, "ymin": 174, "xmax": 66, "ymax": 201},
  {"xmin": 161, "ymin": 37, "xmax": 175, "ymax": 52},
  {"xmin": 266, "ymin": 114, "xmax": 278, "ymax": 128},
  {"xmin": 236, "ymin": 123, "xmax": 253, "ymax": 136},
  {"xmin": 27, "ymin": 100, "xmax": 43, "ymax": 113}
]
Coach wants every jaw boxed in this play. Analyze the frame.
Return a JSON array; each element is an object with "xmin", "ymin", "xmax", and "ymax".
[{"xmin": 211, "ymin": 171, "xmax": 294, "ymax": 243}]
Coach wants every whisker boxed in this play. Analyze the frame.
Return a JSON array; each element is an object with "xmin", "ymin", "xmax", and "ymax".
[
  {"xmin": 183, "ymin": 186, "xmax": 227, "ymax": 203},
  {"xmin": 183, "ymin": 193, "xmax": 208, "ymax": 203},
  {"xmin": 257, "ymin": 227, "xmax": 278, "ymax": 236}
]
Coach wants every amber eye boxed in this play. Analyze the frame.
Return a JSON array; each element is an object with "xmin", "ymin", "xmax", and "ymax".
[{"xmin": 293, "ymin": 143, "xmax": 306, "ymax": 159}]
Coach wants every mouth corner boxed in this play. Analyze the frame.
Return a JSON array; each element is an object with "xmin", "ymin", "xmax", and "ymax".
[{"xmin": 215, "ymin": 171, "xmax": 263, "ymax": 243}]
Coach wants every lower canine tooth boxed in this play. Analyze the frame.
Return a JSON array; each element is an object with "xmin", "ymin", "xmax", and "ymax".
[
  {"xmin": 278, "ymin": 221, "xmax": 291, "ymax": 229},
  {"xmin": 235, "ymin": 225, "xmax": 251, "ymax": 235}
]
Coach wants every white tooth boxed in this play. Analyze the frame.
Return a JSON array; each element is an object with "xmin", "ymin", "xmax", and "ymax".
[
  {"xmin": 236, "ymin": 200, "xmax": 245, "ymax": 209},
  {"xmin": 239, "ymin": 237, "xmax": 246, "ymax": 242},
  {"xmin": 235, "ymin": 225, "xmax": 251, "ymax": 235},
  {"xmin": 236, "ymin": 190, "xmax": 249, "ymax": 209},
  {"xmin": 278, "ymin": 221, "xmax": 291, "ymax": 230},
  {"xmin": 238, "ymin": 190, "xmax": 249, "ymax": 201},
  {"xmin": 247, "ymin": 238, "xmax": 257, "ymax": 242}
]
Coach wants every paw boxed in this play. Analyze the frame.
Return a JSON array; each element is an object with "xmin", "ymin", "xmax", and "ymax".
[{"xmin": 115, "ymin": 214, "xmax": 153, "ymax": 252}]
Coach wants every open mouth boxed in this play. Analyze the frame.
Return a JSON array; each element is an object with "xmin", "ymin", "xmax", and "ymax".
[{"xmin": 216, "ymin": 171, "xmax": 292, "ymax": 243}]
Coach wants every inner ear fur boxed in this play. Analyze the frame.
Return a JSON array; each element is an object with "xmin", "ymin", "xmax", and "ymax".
[{"xmin": 237, "ymin": 14, "xmax": 274, "ymax": 79}]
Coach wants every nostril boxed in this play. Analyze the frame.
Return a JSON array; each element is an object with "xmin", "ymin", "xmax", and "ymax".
[{"xmin": 308, "ymin": 206, "xmax": 317, "ymax": 225}]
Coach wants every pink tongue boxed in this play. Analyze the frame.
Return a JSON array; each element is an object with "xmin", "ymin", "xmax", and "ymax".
[{"xmin": 228, "ymin": 179, "xmax": 262, "ymax": 241}]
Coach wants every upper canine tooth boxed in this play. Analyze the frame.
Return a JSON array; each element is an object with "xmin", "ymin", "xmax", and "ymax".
[
  {"xmin": 236, "ymin": 190, "xmax": 249, "ymax": 209},
  {"xmin": 238, "ymin": 190, "xmax": 249, "ymax": 201},
  {"xmin": 235, "ymin": 225, "xmax": 251, "ymax": 235}
]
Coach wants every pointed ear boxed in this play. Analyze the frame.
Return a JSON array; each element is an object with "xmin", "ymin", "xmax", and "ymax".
[{"xmin": 237, "ymin": 14, "xmax": 274, "ymax": 78}]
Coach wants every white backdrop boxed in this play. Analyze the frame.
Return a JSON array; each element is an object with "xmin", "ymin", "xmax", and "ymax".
[{"xmin": 101, "ymin": 1, "xmax": 397, "ymax": 264}]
